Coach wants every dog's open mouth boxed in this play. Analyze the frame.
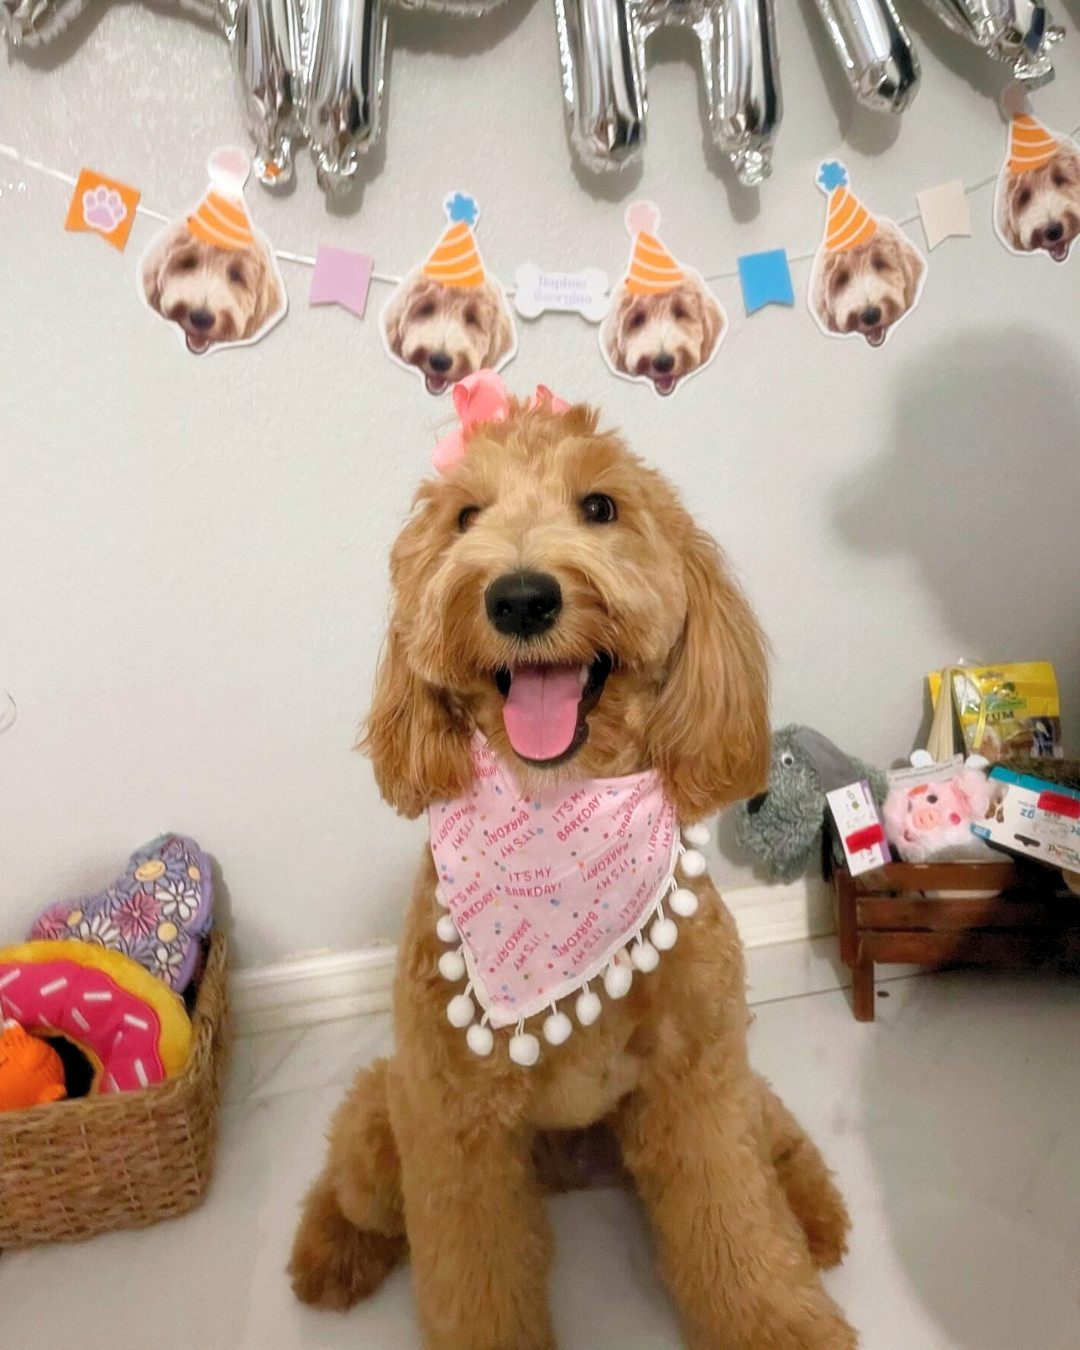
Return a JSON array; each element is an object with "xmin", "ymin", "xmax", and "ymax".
[
  {"xmin": 865, "ymin": 326, "xmax": 886, "ymax": 348},
  {"xmin": 425, "ymin": 373, "xmax": 450, "ymax": 395},
  {"xmin": 494, "ymin": 654, "xmax": 612, "ymax": 765},
  {"xmin": 185, "ymin": 332, "xmax": 212, "ymax": 355},
  {"xmin": 654, "ymin": 375, "xmax": 677, "ymax": 396},
  {"xmin": 1048, "ymin": 240, "xmax": 1071, "ymax": 262}
]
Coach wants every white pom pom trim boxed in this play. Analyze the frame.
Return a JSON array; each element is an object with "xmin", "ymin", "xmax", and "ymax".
[
  {"xmin": 650, "ymin": 915, "xmax": 678, "ymax": 950},
  {"xmin": 670, "ymin": 886, "xmax": 699, "ymax": 917},
  {"xmin": 631, "ymin": 941, "xmax": 659, "ymax": 973},
  {"xmin": 509, "ymin": 1027, "xmax": 541, "ymax": 1067},
  {"xmin": 447, "ymin": 991, "xmax": 475, "ymax": 1028},
  {"xmin": 604, "ymin": 959, "xmax": 633, "ymax": 1000},
  {"xmin": 575, "ymin": 987, "xmax": 602, "ymax": 1026},
  {"xmin": 436, "ymin": 914, "xmax": 458, "ymax": 943},
  {"xmin": 682, "ymin": 822, "xmax": 711, "ymax": 848},
  {"xmin": 438, "ymin": 948, "xmax": 466, "ymax": 982},
  {"xmin": 466, "ymin": 1021, "xmax": 494, "ymax": 1057},
  {"xmin": 543, "ymin": 1009, "xmax": 573, "ymax": 1046},
  {"xmin": 679, "ymin": 848, "xmax": 707, "ymax": 878}
]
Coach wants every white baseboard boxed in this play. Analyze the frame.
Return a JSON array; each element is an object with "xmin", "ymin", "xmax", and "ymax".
[{"xmin": 231, "ymin": 878, "xmax": 835, "ymax": 1036}]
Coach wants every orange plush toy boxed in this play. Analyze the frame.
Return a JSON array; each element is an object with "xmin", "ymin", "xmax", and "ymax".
[{"xmin": 0, "ymin": 1019, "xmax": 67, "ymax": 1111}]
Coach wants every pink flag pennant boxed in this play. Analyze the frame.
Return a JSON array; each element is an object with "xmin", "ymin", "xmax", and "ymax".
[{"xmin": 310, "ymin": 245, "xmax": 374, "ymax": 318}]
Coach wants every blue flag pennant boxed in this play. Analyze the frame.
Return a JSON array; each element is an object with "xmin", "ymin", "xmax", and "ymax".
[{"xmin": 737, "ymin": 248, "xmax": 795, "ymax": 315}]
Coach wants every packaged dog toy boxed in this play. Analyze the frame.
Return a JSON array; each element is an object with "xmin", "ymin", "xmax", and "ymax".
[
  {"xmin": 927, "ymin": 663, "xmax": 1061, "ymax": 762},
  {"xmin": 883, "ymin": 754, "xmax": 998, "ymax": 864}
]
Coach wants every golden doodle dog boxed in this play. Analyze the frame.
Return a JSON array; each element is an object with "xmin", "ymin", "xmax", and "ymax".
[
  {"xmin": 289, "ymin": 383, "xmax": 856, "ymax": 1350},
  {"xmin": 996, "ymin": 115, "xmax": 1080, "ymax": 262},
  {"xmin": 601, "ymin": 205, "xmax": 724, "ymax": 396},
  {"xmin": 601, "ymin": 274, "xmax": 724, "ymax": 396},
  {"xmin": 140, "ymin": 219, "xmax": 285, "ymax": 355},
  {"xmin": 381, "ymin": 268, "xmax": 517, "ymax": 395},
  {"xmin": 810, "ymin": 218, "xmax": 924, "ymax": 348}
]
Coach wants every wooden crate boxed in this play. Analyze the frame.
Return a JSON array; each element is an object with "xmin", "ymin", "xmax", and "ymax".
[{"xmin": 833, "ymin": 861, "xmax": 1080, "ymax": 1021}]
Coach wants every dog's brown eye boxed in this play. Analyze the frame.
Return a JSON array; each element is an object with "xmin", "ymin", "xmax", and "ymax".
[
  {"xmin": 228, "ymin": 264, "xmax": 244, "ymax": 283},
  {"xmin": 463, "ymin": 308, "xmax": 478, "ymax": 326},
  {"xmin": 834, "ymin": 267, "xmax": 850, "ymax": 289},
  {"xmin": 178, "ymin": 254, "xmax": 198, "ymax": 272},
  {"xmin": 581, "ymin": 493, "xmax": 617, "ymax": 524},
  {"xmin": 1017, "ymin": 187, "xmax": 1032, "ymax": 207},
  {"xmin": 458, "ymin": 506, "xmax": 481, "ymax": 533},
  {"xmin": 628, "ymin": 310, "xmax": 647, "ymax": 330},
  {"xmin": 416, "ymin": 301, "xmax": 436, "ymax": 318},
  {"xmin": 1052, "ymin": 171, "xmax": 1068, "ymax": 187},
  {"xmin": 871, "ymin": 255, "xmax": 887, "ymax": 272},
  {"xmin": 672, "ymin": 303, "xmax": 688, "ymax": 320}
]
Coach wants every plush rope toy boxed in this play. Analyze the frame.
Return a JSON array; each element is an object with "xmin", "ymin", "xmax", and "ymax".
[{"xmin": 736, "ymin": 725, "xmax": 887, "ymax": 882}]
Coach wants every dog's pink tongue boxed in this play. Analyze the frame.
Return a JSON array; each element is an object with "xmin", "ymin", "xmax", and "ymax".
[{"xmin": 503, "ymin": 667, "xmax": 583, "ymax": 761}]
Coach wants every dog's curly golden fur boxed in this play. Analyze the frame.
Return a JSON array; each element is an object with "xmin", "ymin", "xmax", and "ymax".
[{"xmin": 289, "ymin": 400, "xmax": 855, "ymax": 1350}]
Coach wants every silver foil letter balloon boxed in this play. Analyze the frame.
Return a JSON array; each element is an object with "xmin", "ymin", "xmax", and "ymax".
[
  {"xmin": 305, "ymin": 0, "xmax": 387, "ymax": 193},
  {"xmin": 917, "ymin": 0, "xmax": 1062, "ymax": 84},
  {"xmin": 234, "ymin": 0, "xmax": 305, "ymax": 185},
  {"xmin": 811, "ymin": 0, "xmax": 919, "ymax": 113},
  {"xmin": 555, "ymin": 0, "xmax": 783, "ymax": 185}
]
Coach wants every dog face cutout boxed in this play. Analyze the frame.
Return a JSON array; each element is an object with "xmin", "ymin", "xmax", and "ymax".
[
  {"xmin": 809, "ymin": 219, "xmax": 926, "ymax": 349},
  {"xmin": 600, "ymin": 273, "xmax": 725, "ymax": 397},
  {"xmin": 995, "ymin": 140, "xmax": 1080, "ymax": 263},
  {"xmin": 380, "ymin": 269, "xmax": 517, "ymax": 396},
  {"xmin": 140, "ymin": 222, "xmax": 286, "ymax": 354}
]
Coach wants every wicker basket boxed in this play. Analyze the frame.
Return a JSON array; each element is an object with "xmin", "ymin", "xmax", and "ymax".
[{"xmin": 0, "ymin": 931, "xmax": 229, "ymax": 1249}]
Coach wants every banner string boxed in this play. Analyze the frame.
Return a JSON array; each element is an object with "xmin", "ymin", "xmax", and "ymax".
[{"xmin": 3, "ymin": 125, "xmax": 1079, "ymax": 292}]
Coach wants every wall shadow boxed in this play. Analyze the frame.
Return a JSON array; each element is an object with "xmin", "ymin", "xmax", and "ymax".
[{"xmin": 832, "ymin": 326, "xmax": 1080, "ymax": 752}]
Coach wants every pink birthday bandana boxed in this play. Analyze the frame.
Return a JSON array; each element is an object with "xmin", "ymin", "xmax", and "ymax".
[{"xmin": 430, "ymin": 737, "xmax": 679, "ymax": 1029}]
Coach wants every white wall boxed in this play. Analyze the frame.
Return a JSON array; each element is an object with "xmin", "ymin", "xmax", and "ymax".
[{"xmin": 2, "ymin": 2, "xmax": 1079, "ymax": 968}]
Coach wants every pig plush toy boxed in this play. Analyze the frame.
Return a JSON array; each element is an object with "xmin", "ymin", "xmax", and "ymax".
[{"xmin": 883, "ymin": 756, "xmax": 997, "ymax": 863}]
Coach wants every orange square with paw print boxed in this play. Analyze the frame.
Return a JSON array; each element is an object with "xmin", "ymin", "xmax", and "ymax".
[{"xmin": 65, "ymin": 169, "xmax": 141, "ymax": 251}]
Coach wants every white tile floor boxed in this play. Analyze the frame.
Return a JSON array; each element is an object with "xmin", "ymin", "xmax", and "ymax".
[{"xmin": 2, "ymin": 946, "xmax": 1079, "ymax": 1350}]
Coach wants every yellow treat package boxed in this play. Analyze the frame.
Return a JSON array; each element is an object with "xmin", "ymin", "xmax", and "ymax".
[{"xmin": 928, "ymin": 663, "xmax": 1061, "ymax": 762}]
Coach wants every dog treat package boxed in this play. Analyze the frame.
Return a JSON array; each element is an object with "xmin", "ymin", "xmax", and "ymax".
[
  {"xmin": 994, "ymin": 112, "xmax": 1080, "ymax": 265},
  {"xmin": 808, "ymin": 161, "xmax": 927, "ymax": 350},
  {"xmin": 927, "ymin": 663, "xmax": 1062, "ymax": 763},
  {"xmin": 599, "ymin": 201, "xmax": 726, "ymax": 399},
  {"xmin": 137, "ymin": 147, "xmax": 288, "ymax": 355}
]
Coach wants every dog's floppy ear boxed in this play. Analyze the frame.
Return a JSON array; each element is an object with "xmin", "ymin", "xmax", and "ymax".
[
  {"xmin": 247, "ymin": 241, "xmax": 284, "ymax": 338},
  {"xmin": 600, "ymin": 286, "xmax": 632, "ymax": 372},
  {"xmin": 141, "ymin": 222, "xmax": 185, "ymax": 313},
  {"xmin": 698, "ymin": 283, "xmax": 724, "ymax": 363},
  {"xmin": 898, "ymin": 234, "xmax": 925, "ymax": 310},
  {"xmin": 645, "ymin": 524, "xmax": 769, "ymax": 821},
  {"xmin": 812, "ymin": 253, "xmax": 840, "ymax": 332},
  {"xmin": 380, "ymin": 273, "xmax": 413, "ymax": 358},
  {"xmin": 997, "ymin": 174, "xmax": 1023, "ymax": 250},
  {"xmin": 359, "ymin": 490, "xmax": 473, "ymax": 817}
]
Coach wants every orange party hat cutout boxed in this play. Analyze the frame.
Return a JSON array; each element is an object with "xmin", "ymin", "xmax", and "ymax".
[
  {"xmin": 1008, "ymin": 114, "xmax": 1059, "ymax": 173},
  {"xmin": 187, "ymin": 148, "xmax": 255, "ymax": 250},
  {"xmin": 817, "ymin": 162, "xmax": 876, "ymax": 252},
  {"xmin": 623, "ymin": 202, "xmax": 684, "ymax": 296},
  {"xmin": 424, "ymin": 193, "xmax": 484, "ymax": 289}
]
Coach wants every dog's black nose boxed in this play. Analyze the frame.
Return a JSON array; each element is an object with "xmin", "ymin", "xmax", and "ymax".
[
  {"xmin": 485, "ymin": 571, "xmax": 562, "ymax": 639},
  {"xmin": 428, "ymin": 351, "xmax": 453, "ymax": 374},
  {"xmin": 1045, "ymin": 221, "xmax": 1065, "ymax": 243},
  {"xmin": 189, "ymin": 308, "xmax": 215, "ymax": 332},
  {"xmin": 746, "ymin": 792, "xmax": 768, "ymax": 816},
  {"xmin": 860, "ymin": 306, "xmax": 882, "ymax": 327},
  {"xmin": 652, "ymin": 352, "xmax": 675, "ymax": 373}
]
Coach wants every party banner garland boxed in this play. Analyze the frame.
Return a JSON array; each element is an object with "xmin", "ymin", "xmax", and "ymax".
[{"xmin": 3, "ymin": 96, "xmax": 1080, "ymax": 394}]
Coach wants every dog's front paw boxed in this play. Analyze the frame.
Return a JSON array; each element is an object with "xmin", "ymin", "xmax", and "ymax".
[
  {"xmin": 81, "ymin": 185, "xmax": 128, "ymax": 236},
  {"xmin": 289, "ymin": 1181, "xmax": 405, "ymax": 1310}
]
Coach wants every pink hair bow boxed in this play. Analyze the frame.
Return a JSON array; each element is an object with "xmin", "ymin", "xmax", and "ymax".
[{"xmin": 432, "ymin": 369, "xmax": 570, "ymax": 474}]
